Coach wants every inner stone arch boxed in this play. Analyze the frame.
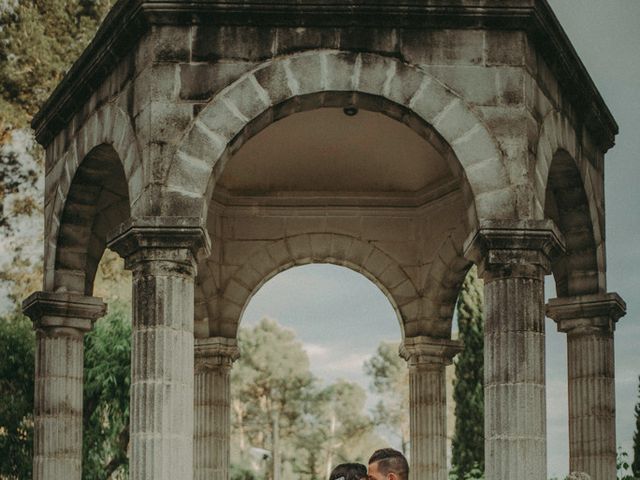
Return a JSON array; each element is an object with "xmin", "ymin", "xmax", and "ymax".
[
  {"xmin": 545, "ymin": 149, "xmax": 602, "ymax": 296},
  {"xmin": 200, "ymin": 233, "xmax": 420, "ymax": 340}
]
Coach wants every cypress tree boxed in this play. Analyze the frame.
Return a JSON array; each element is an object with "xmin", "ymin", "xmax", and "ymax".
[
  {"xmin": 632, "ymin": 375, "xmax": 640, "ymax": 478},
  {"xmin": 451, "ymin": 266, "xmax": 484, "ymax": 479}
]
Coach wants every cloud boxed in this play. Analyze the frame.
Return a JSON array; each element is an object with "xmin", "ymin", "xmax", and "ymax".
[{"xmin": 303, "ymin": 342, "xmax": 329, "ymax": 358}]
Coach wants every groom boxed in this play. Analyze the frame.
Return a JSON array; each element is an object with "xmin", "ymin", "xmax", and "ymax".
[{"xmin": 367, "ymin": 448, "xmax": 409, "ymax": 480}]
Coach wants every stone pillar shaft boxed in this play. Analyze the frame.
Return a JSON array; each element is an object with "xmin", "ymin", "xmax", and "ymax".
[
  {"xmin": 484, "ymin": 271, "xmax": 546, "ymax": 479},
  {"xmin": 130, "ymin": 257, "xmax": 195, "ymax": 480},
  {"xmin": 194, "ymin": 337, "xmax": 239, "ymax": 480},
  {"xmin": 23, "ymin": 292, "xmax": 106, "ymax": 480},
  {"xmin": 33, "ymin": 330, "xmax": 84, "ymax": 479},
  {"xmin": 401, "ymin": 336, "xmax": 462, "ymax": 480},
  {"xmin": 465, "ymin": 220, "xmax": 564, "ymax": 480},
  {"xmin": 547, "ymin": 293, "xmax": 626, "ymax": 480},
  {"xmin": 108, "ymin": 218, "xmax": 210, "ymax": 480}
]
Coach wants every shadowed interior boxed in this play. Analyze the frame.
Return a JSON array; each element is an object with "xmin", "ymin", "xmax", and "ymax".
[{"xmin": 54, "ymin": 145, "xmax": 130, "ymax": 295}]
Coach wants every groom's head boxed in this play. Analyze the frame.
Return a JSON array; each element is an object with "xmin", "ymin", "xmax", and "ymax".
[{"xmin": 367, "ymin": 448, "xmax": 408, "ymax": 480}]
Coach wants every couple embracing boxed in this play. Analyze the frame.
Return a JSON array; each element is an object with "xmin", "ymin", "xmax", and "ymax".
[{"xmin": 329, "ymin": 448, "xmax": 408, "ymax": 480}]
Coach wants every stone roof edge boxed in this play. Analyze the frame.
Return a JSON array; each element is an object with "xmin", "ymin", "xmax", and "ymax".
[{"xmin": 32, "ymin": 0, "xmax": 618, "ymax": 152}]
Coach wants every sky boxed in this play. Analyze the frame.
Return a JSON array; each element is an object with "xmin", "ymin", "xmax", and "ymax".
[{"xmin": 242, "ymin": 1, "xmax": 640, "ymax": 477}]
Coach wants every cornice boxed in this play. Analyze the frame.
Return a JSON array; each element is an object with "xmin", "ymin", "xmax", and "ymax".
[
  {"xmin": 22, "ymin": 291, "xmax": 107, "ymax": 332},
  {"xmin": 400, "ymin": 335, "xmax": 463, "ymax": 367},
  {"xmin": 546, "ymin": 292, "xmax": 627, "ymax": 334},
  {"xmin": 32, "ymin": 0, "xmax": 617, "ymax": 153}
]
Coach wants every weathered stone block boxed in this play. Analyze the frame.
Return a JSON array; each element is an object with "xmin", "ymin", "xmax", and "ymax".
[
  {"xmin": 192, "ymin": 26, "xmax": 275, "ymax": 62},
  {"xmin": 485, "ymin": 31, "xmax": 526, "ymax": 66},
  {"xmin": 324, "ymin": 51, "xmax": 359, "ymax": 91},
  {"xmin": 153, "ymin": 25, "xmax": 191, "ymax": 62},
  {"xmin": 339, "ymin": 27, "xmax": 398, "ymax": 54},
  {"xmin": 402, "ymin": 29, "xmax": 484, "ymax": 66},
  {"xmin": 196, "ymin": 99, "xmax": 247, "ymax": 145},
  {"xmin": 275, "ymin": 27, "xmax": 339, "ymax": 55},
  {"xmin": 233, "ymin": 216, "xmax": 285, "ymax": 240},
  {"xmin": 287, "ymin": 53, "xmax": 324, "ymax": 96}
]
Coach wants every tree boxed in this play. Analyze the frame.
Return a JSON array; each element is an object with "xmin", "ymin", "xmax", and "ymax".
[
  {"xmin": 633, "ymin": 375, "xmax": 640, "ymax": 478},
  {"xmin": 0, "ymin": 305, "xmax": 131, "ymax": 479},
  {"xmin": 292, "ymin": 379, "xmax": 380, "ymax": 479},
  {"xmin": 231, "ymin": 318, "xmax": 378, "ymax": 480},
  {"xmin": 0, "ymin": 0, "xmax": 115, "ymax": 312},
  {"xmin": 363, "ymin": 341, "xmax": 409, "ymax": 455},
  {"xmin": 232, "ymin": 318, "xmax": 316, "ymax": 480},
  {"xmin": 83, "ymin": 303, "xmax": 131, "ymax": 480},
  {"xmin": 0, "ymin": 312, "xmax": 35, "ymax": 479},
  {"xmin": 451, "ymin": 266, "xmax": 484, "ymax": 479}
]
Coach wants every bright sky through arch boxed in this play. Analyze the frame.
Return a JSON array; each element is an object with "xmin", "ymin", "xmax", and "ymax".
[{"xmin": 241, "ymin": 264, "xmax": 402, "ymax": 387}]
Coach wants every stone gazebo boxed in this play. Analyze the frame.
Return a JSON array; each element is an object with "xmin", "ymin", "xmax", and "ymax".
[{"xmin": 24, "ymin": 1, "xmax": 626, "ymax": 479}]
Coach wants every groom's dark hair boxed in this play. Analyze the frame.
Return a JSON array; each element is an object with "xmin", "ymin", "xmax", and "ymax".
[
  {"xmin": 368, "ymin": 448, "xmax": 409, "ymax": 480},
  {"xmin": 329, "ymin": 462, "xmax": 367, "ymax": 480}
]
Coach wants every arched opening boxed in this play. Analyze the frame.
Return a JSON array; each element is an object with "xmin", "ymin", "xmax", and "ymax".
[
  {"xmin": 53, "ymin": 144, "xmax": 131, "ymax": 295},
  {"xmin": 232, "ymin": 264, "xmax": 404, "ymax": 479},
  {"xmin": 544, "ymin": 149, "xmax": 601, "ymax": 297},
  {"xmin": 196, "ymin": 99, "xmax": 475, "ymax": 341}
]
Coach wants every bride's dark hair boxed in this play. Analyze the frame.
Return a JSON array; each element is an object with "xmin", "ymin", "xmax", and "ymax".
[{"xmin": 329, "ymin": 463, "xmax": 367, "ymax": 480}]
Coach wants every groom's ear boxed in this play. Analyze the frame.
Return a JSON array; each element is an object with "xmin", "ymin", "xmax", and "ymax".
[{"xmin": 388, "ymin": 473, "xmax": 398, "ymax": 480}]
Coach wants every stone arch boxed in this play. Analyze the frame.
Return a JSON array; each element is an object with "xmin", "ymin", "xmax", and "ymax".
[
  {"xmin": 166, "ymin": 50, "xmax": 515, "ymax": 226},
  {"xmin": 211, "ymin": 233, "xmax": 419, "ymax": 339},
  {"xmin": 536, "ymin": 110, "xmax": 604, "ymax": 296},
  {"xmin": 45, "ymin": 104, "xmax": 142, "ymax": 293},
  {"xmin": 422, "ymin": 234, "xmax": 472, "ymax": 338}
]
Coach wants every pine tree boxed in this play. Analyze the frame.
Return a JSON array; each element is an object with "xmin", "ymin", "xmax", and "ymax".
[
  {"xmin": 451, "ymin": 266, "xmax": 484, "ymax": 479},
  {"xmin": 632, "ymin": 375, "xmax": 640, "ymax": 478}
]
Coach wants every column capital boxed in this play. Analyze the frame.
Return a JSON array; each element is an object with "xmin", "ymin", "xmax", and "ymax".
[
  {"xmin": 22, "ymin": 291, "xmax": 107, "ymax": 334},
  {"xmin": 463, "ymin": 219, "xmax": 565, "ymax": 279},
  {"xmin": 107, "ymin": 217, "xmax": 211, "ymax": 269},
  {"xmin": 400, "ymin": 336, "xmax": 463, "ymax": 367},
  {"xmin": 195, "ymin": 337, "xmax": 240, "ymax": 373},
  {"xmin": 546, "ymin": 292, "xmax": 626, "ymax": 335}
]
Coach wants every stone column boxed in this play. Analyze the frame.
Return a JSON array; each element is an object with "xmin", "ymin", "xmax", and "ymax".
[
  {"xmin": 108, "ymin": 218, "xmax": 210, "ymax": 480},
  {"xmin": 464, "ymin": 220, "xmax": 565, "ymax": 480},
  {"xmin": 400, "ymin": 336, "xmax": 462, "ymax": 480},
  {"xmin": 194, "ymin": 337, "xmax": 240, "ymax": 480},
  {"xmin": 546, "ymin": 293, "xmax": 626, "ymax": 480},
  {"xmin": 22, "ymin": 291, "xmax": 106, "ymax": 480}
]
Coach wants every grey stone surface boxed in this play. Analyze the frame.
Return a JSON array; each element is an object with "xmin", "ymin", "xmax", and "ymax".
[
  {"xmin": 194, "ymin": 337, "xmax": 240, "ymax": 480},
  {"xmin": 108, "ymin": 220, "xmax": 210, "ymax": 480},
  {"xmin": 465, "ymin": 221, "xmax": 565, "ymax": 480},
  {"xmin": 23, "ymin": 292, "xmax": 106, "ymax": 480},
  {"xmin": 547, "ymin": 293, "xmax": 626, "ymax": 480},
  {"xmin": 401, "ymin": 337, "xmax": 462, "ymax": 480}
]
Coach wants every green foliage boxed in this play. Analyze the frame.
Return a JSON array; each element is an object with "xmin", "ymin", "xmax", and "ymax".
[
  {"xmin": 83, "ymin": 304, "xmax": 131, "ymax": 480},
  {"xmin": 231, "ymin": 318, "xmax": 377, "ymax": 480},
  {"xmin": 0, "ymin": 304, "xmax": 131, "ymax": 479},
  {"xmin": 363, "ymin": 341, "xmax": 409, "ymax": 454},
  {"xmin": 0, "ymin": 0, "xmax": 114, "ymax": 129},
  {"xmin": 0, "ymin": 313, "xmax": 35, "ymax": 479},
  {"xmin": 633, "ymin": 376, "xmax": 640, "ymax": 478},
  {"xmin": 231, "ymin": 463, "xmax": 263, "ymax": 480},
  {"xmin": 451, "ymin": 266, "xmax": 484, "ymax": 479},
  {"xmin": 232, "ymin": 318, "xmax": 318, "ymax": 480},
  {"xmin": 618, "ymin": 448, "xmax": 637, "ymax": 480}
]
